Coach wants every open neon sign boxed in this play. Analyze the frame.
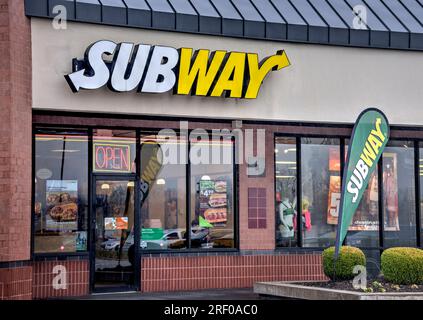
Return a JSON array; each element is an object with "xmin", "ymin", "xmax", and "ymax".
[{"xmin": 94, "ymin": 143, "xmax": 131, "ymax": 173}]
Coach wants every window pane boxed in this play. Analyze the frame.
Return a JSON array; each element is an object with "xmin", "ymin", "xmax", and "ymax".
[
  {"xmin": 345, "ymin": 140, "xmax": 380, "ymax": 248},
  {"xmin": 93, "ymin": 129, "xmax": 136, "ymax": 174},
  {"xmin": 383, "ymin": 141, "xmax": 416, "ymax": 247},
  {"xmin": 190, "ymin": 133, "xmax": 235, "ymax": 249},
  {"xmin": 34, "ymin": 129, "xmax": 88, "ymax": 253},
  {"xmin": 139, "ymin": 131, "xmax": 187, "ymax": 250},
  {"xmin": 275, "ymin": 137, "xmax": 297, "ymax": 247},
  {"xmin": 301, "ymin": 138, "xmax": 340, "ymax": 248},
  {"xmin": 420, "ymin": 143, "xmax": 423, "ymax": 244}
]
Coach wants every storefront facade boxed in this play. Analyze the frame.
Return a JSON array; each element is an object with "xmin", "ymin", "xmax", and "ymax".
[{"xmin": 1, "ymin": 0, "xmax": 423, "ymax": 299}]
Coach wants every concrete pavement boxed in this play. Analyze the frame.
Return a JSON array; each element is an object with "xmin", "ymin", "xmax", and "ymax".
[{"xmin": 77, "ymin": 288, "xmax": 264, "ymax": 300}]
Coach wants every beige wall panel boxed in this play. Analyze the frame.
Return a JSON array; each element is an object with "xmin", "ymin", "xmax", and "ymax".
[{"xmin": 32, "ymin": 19, "xmax": 423, "ymax": 126}]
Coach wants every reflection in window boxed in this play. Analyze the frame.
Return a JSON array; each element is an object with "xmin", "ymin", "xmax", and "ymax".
[
  {"xmin": 190, "ymin": 133, "xmax": 235, "ymax": 249},
  {"xmin": 93, "ymin": 129, "xmax": 136, "ymax": 174},
  {"xmin": 345, "ymin": 140, "xmax": 380, "ymax": 248},
  {"xmin": 275, "ymin": 137, "xmax": 297, "ymax": 247},
  {"xmin": 301, "ymin": 138, "xmax": 340, "ymax": 248},
  {"xmin": 383, "ymin": 141, "xmax": 416, "ymax": 247},
  {"xmin": 139, "ymin": 131, "xmax": 187, "ymax": 250},
  {"xmin": 34, "ymin": 129, "xmax": 88, "ymax": 253}
]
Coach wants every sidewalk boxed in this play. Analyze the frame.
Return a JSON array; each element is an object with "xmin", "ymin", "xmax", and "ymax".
[{"xmin": 77, "ymin": 288, "xmax": 264, "ymax": 300}]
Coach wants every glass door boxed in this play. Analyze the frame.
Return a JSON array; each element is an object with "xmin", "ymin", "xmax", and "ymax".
[{"xmin": 92, "ymin": 178, "xmax": 137, "ymax": 292}]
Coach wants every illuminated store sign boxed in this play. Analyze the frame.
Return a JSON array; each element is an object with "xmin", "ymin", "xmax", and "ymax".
[
  {"xmin": 94, "ymin": 143, "xmax": 131, "ymax": 173},
  {"xmin": 65, "ymin": 40, "xmax": 290, "ymax": 99}
]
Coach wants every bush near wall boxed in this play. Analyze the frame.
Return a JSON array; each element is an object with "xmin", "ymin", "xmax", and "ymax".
[
  {"xmin": 381, "ymin": 247, "xmax": 423, "ymax": 285},
  {"xmin": 322, "ymin": 246, "xmax": 366, "ymax": 280}
]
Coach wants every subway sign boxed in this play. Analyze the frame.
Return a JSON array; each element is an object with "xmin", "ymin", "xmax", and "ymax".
[{"xmin": 65, "ymin": 40, "xmax": 290, "ymax": 99}]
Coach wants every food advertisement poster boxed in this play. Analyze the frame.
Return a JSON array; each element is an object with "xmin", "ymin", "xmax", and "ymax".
[
  {"xmin": 104, "ymin": 217, "xmax": 129, "ymax": 230},
  {"xmin": 383, "ymin": 153, "xmax": 399, "ymax": 231},
  {"xmin": 329, "ymin": 147, "xmax": 341, "ymax": 171},
  {"xmin": 45, "ymin": 180, "xmax": 78, "ymax": 231},
  {"xmin": 327, "ymin": 176, "xmax": 341, "ymax": 225},
  {"xmin": 327, "ymin": 175, "xmax": 379, "ymax": 230},
  {"xmin": 199, "ymin": 180, "xmax": 228, "ymax": 225}
]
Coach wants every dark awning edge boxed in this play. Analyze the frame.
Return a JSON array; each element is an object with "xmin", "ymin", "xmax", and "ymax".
[{"xmin": 24, "ymin": 0, "xmax": 423, "ymax": 51}]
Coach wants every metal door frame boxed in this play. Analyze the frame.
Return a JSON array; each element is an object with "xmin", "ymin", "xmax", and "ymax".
[{"xmin": 89, "ymin": 174, "xmax": 140, "ymax": 293}]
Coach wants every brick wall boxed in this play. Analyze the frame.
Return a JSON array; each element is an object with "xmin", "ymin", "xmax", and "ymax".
[
  {"xmin": 141, "ymin": 254, "xmax": 327, "ymax": 292},
  {"xmin": 0, "ymin": 266, "xmax": 32, "ymax": 300},
  {"xmin": 32, "ymin": 260, "xmax": 90, "ymax": 299},
  {"xmin": 239, "ymin": 128, "xmax": 276, "ymax": 250},
  {"xmin": 0, "ymin": 0, "xmax": 32, "ymax": 262}
]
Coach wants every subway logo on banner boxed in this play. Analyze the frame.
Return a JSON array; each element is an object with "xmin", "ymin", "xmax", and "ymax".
[
  {"xmin": 347, "ymin": 118, "xmax": 387, "ymax": 202},
  {"xmin": 65, "ymin": 40, "xmax": 290, "ymax": 99}
]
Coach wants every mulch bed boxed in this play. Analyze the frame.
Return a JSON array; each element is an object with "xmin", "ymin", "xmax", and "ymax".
[{"xmin": 301, "ymin": 278, "xmax": 423, "ymax": 293}]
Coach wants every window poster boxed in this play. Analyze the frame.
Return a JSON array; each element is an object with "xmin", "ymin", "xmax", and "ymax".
[
  {"xmin": 329, "ymin": 147, "xmax": 341, "ymax": 171},
  {"xmin": 383, "ymin": 153, "xmax": 400, "ymax": 231},
  {"xmin": 326, "ymin": 175, "xmax": 379, "ymax": 231},
  {"xmin": 76, "ymin": 231, "xmax": 87, "ymax": 251},
  {"xmin": 45, "ymin": 180, "xmax": 78, "ymax": 231},
  {"xmin": 199, "ymin": 180, "xmax": 228, "ymax": 225},
  {"xmin": 104, "ymin": 217, "xmax": 129, "ymax": 230},
  {"xmin": 327, "ymin": 175, "xmax": 341, "ymax": 225}
]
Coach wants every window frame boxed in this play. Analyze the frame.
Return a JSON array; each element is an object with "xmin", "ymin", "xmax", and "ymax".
[
  {"xmin": 31, "ymin": 125, "xmax": 240, "ymax": 258},
  {"xmin": 32, "ymin": 126, "xmax": 91, "ymax": 257},
  {"xmin": 140, "ymin": 128, "xmax": 239, "ymax": 253},
  {"xmin": 274, "ymin": 133, "xmax": 423, "ymax": 252}
]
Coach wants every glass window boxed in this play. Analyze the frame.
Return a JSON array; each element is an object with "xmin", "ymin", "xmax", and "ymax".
[
  {"xmin": 34, "ymin": 128, "xmax": 88, "ymax": 253},
  {"xmin": 345, "ymin": 140, "xmax": 380, "ymax": 248},
  {"xmin": 383, "ymin": 141, "xmax": 416, "ymax": 247},
  {"xmin": 139, "ymin": 131, "xmax": 187, "ymax": 250},
  {"xmin": 190, "ymin": 132, "xmax": 235, "ymax": 249},
  {"xmin": 301, "ymin": 138, "xmax": 340, "ymax": 248},
  {"xmin": 93, "ymin": 129, "xmax": 136, "ymax": 174},
  {"xmin": 275, "ymin": 137, "xmax": 297, "ymax": 247},
  {"xmin": 420, "ymin": 143, "xmax": 423, "ymax": 245}
]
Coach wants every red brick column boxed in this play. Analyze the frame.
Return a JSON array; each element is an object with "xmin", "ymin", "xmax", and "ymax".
[
  {"xmin": 0, "ymin": 0, "xmax": 32, "ymax": 299},
  {"xmin": 239, "ymin": 127, "xmax": 276, "ymax": 250}
]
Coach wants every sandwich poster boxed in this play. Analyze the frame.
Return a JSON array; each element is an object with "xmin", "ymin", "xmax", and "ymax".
[
  {"xmin": 326, "ymin": 174, "xmax": 380, "ymax": 231},
  {"xmin": 199, "ymin": 180, "xmax": 228, "ymax": 225},
  {"xmin": 104, "ymin": 217, "xmax": 129, "ymax": 231},
  {"xmin": 45, "ymin": 180, "xmax": 78, "ymax": 231}
]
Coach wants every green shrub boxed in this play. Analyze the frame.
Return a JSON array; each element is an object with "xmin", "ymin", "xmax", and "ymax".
[
  {"xmin": 381, "ymin": 247, "xmax": 423, "ymax": 285},
  {"xmin": 322, "ymin": 246, "xmax": 366, "ymax": 280}
]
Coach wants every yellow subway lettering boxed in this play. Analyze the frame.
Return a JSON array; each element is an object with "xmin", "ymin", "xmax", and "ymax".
[
  {"xmin": 211, "ymin": 52, "xmax": 246, "ymax": 98},
  {"xmin": 245, "ymin": 50, "xmax": 290, "ymax": 99}
]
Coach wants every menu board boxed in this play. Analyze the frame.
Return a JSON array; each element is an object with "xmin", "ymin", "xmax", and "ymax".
[
  {"xmin": 45, "ymin": 180, "xmax": 78, "ymax": 231},
  {"xmin": 199, "ymin": 180, "xmax": 228, "ymax": 225}
]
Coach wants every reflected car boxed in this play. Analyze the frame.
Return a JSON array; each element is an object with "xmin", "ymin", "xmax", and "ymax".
[
  {"xmin": 169, "ymin": 228, "xmax": 211, "ymax": 249},
  {"xmin": 123, "ymin": 229, "xmax": 186, "ymax": 252},
  {"xmin": 100, "ymin": 239, "xmax": 121, "ymax": 251},
  {"xmin": 141, "ymin": 229, "xmax": 186, "ymax": 250}
]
